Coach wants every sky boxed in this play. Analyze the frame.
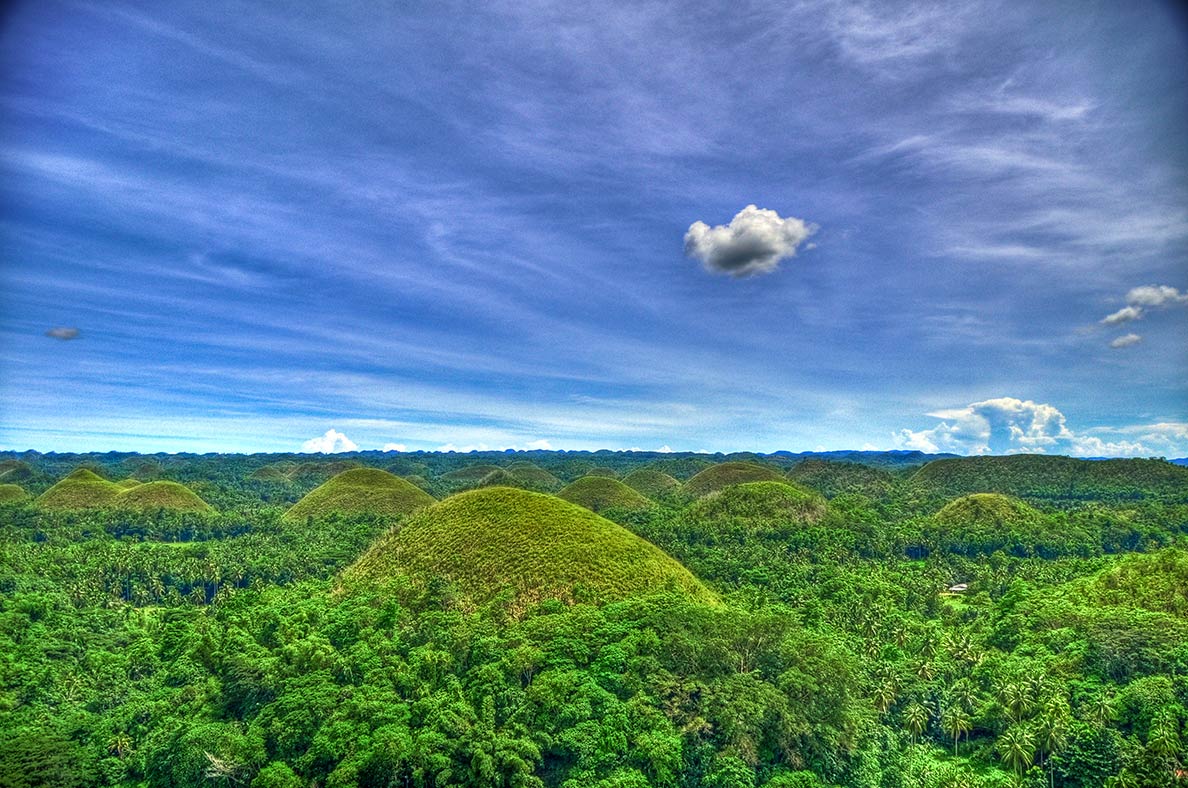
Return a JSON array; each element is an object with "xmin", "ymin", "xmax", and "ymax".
[{"xmin": 1, "ymin": 0, "xmax": 1186, "ymax": 457}]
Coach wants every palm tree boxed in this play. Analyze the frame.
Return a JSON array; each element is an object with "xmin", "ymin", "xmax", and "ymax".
[
  {"xmin": 874, "ymin": 680, "xmax": 897, "ymax": 714},
  {"xmin": 1090, "ymin": 692, "xmax": 1117, "ymax": 728},
  {"xmin": 998, "ymin": 725, "xmax": 1036, "ymax": 781},
  {"xmin": 941, "ymin": 707, "xmax": 972, "ymax": 756},
  {"xmin": 905, "ymin": 703, "xmax": 929, "ymax": 744}
]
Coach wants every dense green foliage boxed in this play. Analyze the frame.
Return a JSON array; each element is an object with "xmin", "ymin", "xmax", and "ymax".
[
  {"xmin": 283, "ymin": 469, "xmax": 435, "ymax": 522},
  {"xmin": 2, "ymin": 449, "xmax": 1187, "ymax": 787},
  {"xmin": 115, "ymin": 481, "xmax": 214, "ymax": 514},
  {"xmin": 0, "ymin": 485, "xmax": 28, "ymax": 505},
  {"xmin": 558, "ymin": 476, "xmax": 653, "ymax": 514}
]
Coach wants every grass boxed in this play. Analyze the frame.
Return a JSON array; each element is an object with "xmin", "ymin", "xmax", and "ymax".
[
  {"xmin": 681, "ymin": 462, "xmax": 785, "ymax": 499},
  {"xmin": 0, "ymin": 484, "xmax": 28, "ymax": 504},
  {"xmin": 933, "ymin": 493, "xmax": 1041, "ymax": 531},
  {"xmin": 343, "ymin": 486, "xmax": 717, "ymax": 607},
  {"xmin": 557, "ymin": 476, "xmax": 653, "ymax": 513},
  {"xmin": 621, "ymin": 468, "xmax": 681, "ymax": 499},
  {"xmin": 117, "ymin": 481, "xmax": 213, "ymax": 513},
  {"xmin": 441, "ymin": 464, "xmax": 504, "ymax": 486},
  {"xmin": 35, "ymin": 469, "xmax": 213, "ymax": 512},
  {"xmin": 284, "ymin": 468, "xmax": 435, "ymax": 521},
  {"xmin": 36, "ymin": 469, "xmax": 123, "ymax": 510},
  {"xmin": 786, "ymin": 459, "xmax": 895, "ymax": 499},
  {"xmin": 0, "ymin": 460, "xmax": 34, "ymax": 483},
  {"xmin": 688, "ymin": 481, "xmax": 827, "ymax": 526},
  {"xmin": 504, "ymin": 461, "xmax": 562, "ymax": 491}
]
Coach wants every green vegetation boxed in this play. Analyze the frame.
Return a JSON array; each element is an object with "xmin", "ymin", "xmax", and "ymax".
[
  {"xmin": 283, "ymin": 468, "xmax": 434, "ymax": 521},
  {"xmin": 2, "ymin": 449, "xmax": 1187, "ymax": 788},
  {"xmin": 688, "ymin": 480, "xmax": 826, "ymax": 527},
  {"xmin": 557, "ymin": 475, "xmax": 653, "ymax": 513},
  {"xmin": 344, "ymin": 486, "xmax": 716, "ymax": 606},
  {"xmin": 681, "ymin": 461, "xmax": 786, "ymax": 498},
  {"xmin": 440, "ymin": 463, "xmax": 503, "ymax": 486},
  {"xmin": 115, "ymin": 480, "xmax": 213, "ymax": 513},
  {"xmin": 621, "ymin": 467, "xmax": 682, "ymax": 498},
  {"xmin": 115, "ymin": 478, "xmax": 143, "ymax": 490},
  {"xmin": 35, "ymin": 468, "xmax": 123, "ymax": 510},
  {"xmin": 787, "ymin": 459, "xmax": 896, "ymax": 500},
  {"xmin": 504, "ymin": 460, "xmax": 563, "ymax": 491},
  {"xmin": 0, "ymin": 484, "xmax": 28, "ymax": 504},
  {"xmin": 911, "ymin": 454, "xmax": 1188, "ymax": 502}
]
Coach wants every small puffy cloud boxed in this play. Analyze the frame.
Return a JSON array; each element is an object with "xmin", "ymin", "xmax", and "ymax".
[
  {"xmin": 436, "ymin": 438, "xmax": 553, "ymax": 453},
  {"xmin": 1125, "ymin": 285, "xmax": 1188, "ymax": 307},
  {"xmin": 1100, "ymin": 285, "xmax": 1188, "ymax": 338},
  {"xmin": 684, "ymin": 204, "xmax": 815, "ymax": 277},
  {"xmin": 301, "ymin": 429, "xmax": 358, "ymax": 454},
  {"xmin": 45, "ymin": 326, "xmax": 80, "ymax": 340},
  {"xmin": 1109, "ymin": 333, "xmax": 1143, "ymax": 349},
  {"xmin": 1101, "ymin": 306, "xmax": 1142, "ymax": 326},
  {"xmin": 382, "ymin": 443, "xmax": 408, "ymax": 452}
]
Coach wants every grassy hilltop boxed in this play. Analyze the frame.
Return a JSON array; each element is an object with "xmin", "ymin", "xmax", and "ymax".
[
  {"xmin": 284, "ymin": 468, "xmax": 434, "ymax": 521},
  {"xmin": 343, "ymin": 486, "xmax": 716, "ymax": 606}
]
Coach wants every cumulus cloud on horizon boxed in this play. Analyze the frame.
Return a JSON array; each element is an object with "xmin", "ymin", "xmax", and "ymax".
[
  {"xmin": 382, "ymin": 443, "xmax": 408, "ymax": 452},
  {"xmin": 301, "ymin": 429, "xmax": 358, "ymax": 453},
  {"xmin": 894, "ymin": 396, "xmax": 1180, "ymax": 458},
  {"xmin": 684, "ymin": 205, "xmax": 815, "ymax": 277}
]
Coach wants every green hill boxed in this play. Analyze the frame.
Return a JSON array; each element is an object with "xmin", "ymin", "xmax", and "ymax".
[
  {"xmin": 0, "ymin": 460, "xmax": 35, "ymax": 484},
  {"xmin": 249, "ymin": 465, "xmax": 292, "ymax": 482},
  {"xmin": 689, "ymin": 481, "xmax": 827, "ymax": 526},
  {"xmin": 441, "ymin": 464, "xmax": 504, "ymax": 487},
  {"xmin": 116, "ymin": 481, "xmax": 213, "ymax": 513},
  {"xmin": 289, "ymin": 460, "xmax": 364, "ymax": 480},
  {"xmin": 0, "ymin": 484, "xmax": 28, "ymax": 504},
  {"xmin": 787, "ymin": 460, "xmax": 895, "ymax": 500},
  {"xmin": 911, "ymin": 455, "xmax": 1188, "ymax": 502},
  {"xmin": 115, "ymin": 478, "xmax": 143, "ymax": 490},
  {"xmin": 621, "ymin": 468, "xmax": 681, "ymax": 499},
  {"xmin": 504, "ymin": 461, "xmax": 563, "ymax": 492},
  {"xmin": 928, "ymin": 493, "xmax": 1091, "ymax": 557},
  {"xmin": 36, "ymin": 469, "xmax": 123, "ymax": 510},
  {"xmin": 343, "ymin": 487, "xmax": 716, "ymax": 607},
  {"xmin": 557, "ymin": 476, "xmax": 652, "ymax": 513},
  {"xmin": 584, "ymin": 466, "xmax": 619, "ymax": 478},
  {"xmin": 1065, "ymin": 548, "xmax": 1188, "ymax": 618},
  {"xmin": 682, "ymin": 462, "xmax": 785, "ymax": 499},
  {"xmin": 284, "ymin": 468, "xmax": 434, "ymax": 522}
]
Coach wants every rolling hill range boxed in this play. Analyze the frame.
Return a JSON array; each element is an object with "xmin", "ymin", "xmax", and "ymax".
[
  {"xmin": 342, "ymin": 487, "xmax": 717, "ymax": 606},
  {"xmin": 910, "ymin": 454, "xmax": 1188, "ymax": 502},
  {"xmin": 681, "ymin": 461, "xmax": 786, "ymax": 499}
]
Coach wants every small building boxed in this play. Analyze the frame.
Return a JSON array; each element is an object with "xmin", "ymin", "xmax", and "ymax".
[{"xmin": 946, "ymin": 583, "xmax": 969, "ymax": 593}]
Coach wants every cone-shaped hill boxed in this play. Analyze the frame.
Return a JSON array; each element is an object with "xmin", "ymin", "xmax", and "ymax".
[
  {"xmin": 558, "ymin": 476, "xmax": 652, "ymax": 514},
  {"xmin": 36, "ymin": 469, "xmax": 123, "ymax": 510},
  {"xmin": 343, "ymin": 487, "xmax": 716, "ymax": 607},
  {"xmin": 284, "ymin": 468, "xmax": 434, "ymax": 522},
  {"xmin": 689, "ymin": 481, "xmax": 827, "ymax": 527},
  {"xmin": 621, "ymin": 468, "xmax": 681, "ymax": 499},
  {"xmin": 441, "ymin": 464, "xmax": 504, "ymax": 487},
  {"xmin": 682, "ymin": 462, "xmax": 785, "ymax": 499},
  {"xmin": 0, "ymin": 484, "xmax": 28, "ymax": 504},
  {"xmin": 115, "ymin": 478, "xmax": 143, "ymax": 490},
  {"xmin": 786, "ymin": 460, "xmax": 895, "ymax": 500},
  {"xmin": 927, "ymin": 493, "xmax": 1086, "ymax": 557},
  {"xmin": 504, "ymin": 461, "xmax": 562, "ymax": 492},
  {"xmin": 116, "ymin": 481, "xmax": 213, "ymax": 513}
]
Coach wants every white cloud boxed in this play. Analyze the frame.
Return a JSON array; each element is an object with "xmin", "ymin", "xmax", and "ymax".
[
  {"xmin": 684, "ymin": 204, "xmax": 815, "ymax": 277},
  {"xmin": 897, "ymin": 399, "xmax": 1188, "ymax": 457},
  {"xmin": 1109, "ymin": 333, "xmax": 1143, "ymax": 349},
  {"xmin": 1101, "ymin": 306, "xmax": 1142, "ymax": 326},
  {"xmin": 45, "ymin": 326, "xmax": 80, "ymax": 340},
  {"xmin": 1100, "ymin": 284, "xmax": 1188, "ymax": 327},
  {"xmin": 301, "ymin": 428, "xmax": 358, "ymax": 453},
  {"xmin": 382, "ymin": 443, "xmax": 408, "ymax": 452}
]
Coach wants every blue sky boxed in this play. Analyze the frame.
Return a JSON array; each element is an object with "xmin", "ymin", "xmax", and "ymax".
[{"xmin": 1, "ymin": 0, "xmax": 1186, "ymax": 456}]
